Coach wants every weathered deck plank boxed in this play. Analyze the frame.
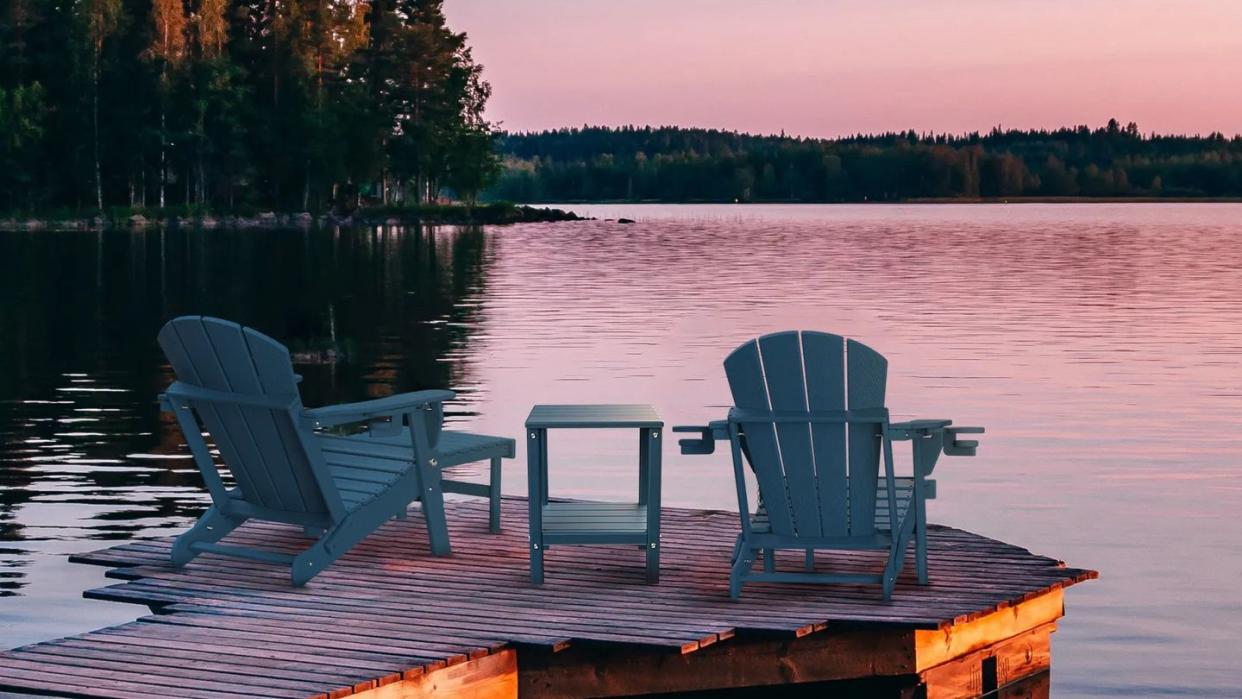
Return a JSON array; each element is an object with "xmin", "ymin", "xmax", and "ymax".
[{"xmin": 0, "ymin": 497, "xmax": 1094, "ymax": 698}]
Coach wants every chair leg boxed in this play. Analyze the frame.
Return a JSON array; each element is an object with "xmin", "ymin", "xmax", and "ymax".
[
  {"xmin": 763, "ymin": 549, "xmax": 775, "ymax": 572},
  {"xmin": 882, "ymin": 570, "xmax": 895, "ymax": 600},
  {"xmin": 883, "ymin": 507, "xmax": 919, "ymax": 600},
  {"xmin": 415, "ymin": 462, "xmax": 451, "ymax": 555},
  {"xmin": 489, "ymin": 457, "xmax": 502, "ymax": 533},
  {"xmin": 421, "ymin": 492, "xmax": 452, "ymax": 556},
  {"xmin": 292, "ymin": 520, "xmax": 370, "ymax": 587},
  {"xmin": 292, "ymin": 539, "xmax": 334, "ymax": 587},
  {"xmin": 915, "ymin": 513, "xmax": 929, "ymax": 584},
  {"xmin": 292, "ymin": 502, "xmax": 406, "ymax": 586},
  {"xmin": 171, "ymin": 506, "xmax": 241, "ymax": 567},
  {"xmin": 730, "ymin": 544, "xmax": 756, "ymax": 599},
  {"xmin": 530, "ymin": 543, "xmax": 545, "ymax": 585},
  {"xmin": 882, "ymin": 541, "xmax": 903, "ymax": 600}
]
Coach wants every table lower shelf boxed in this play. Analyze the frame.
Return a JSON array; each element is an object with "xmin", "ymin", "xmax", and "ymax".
[{"xmin": 540, "ymin": 501, "xmax": 653, "ymax": 545}]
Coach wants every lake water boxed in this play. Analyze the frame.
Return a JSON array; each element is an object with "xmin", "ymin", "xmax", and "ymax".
[{"xmin": 2, "ymin": 203, "xmax": 1240, "ymax": 696}]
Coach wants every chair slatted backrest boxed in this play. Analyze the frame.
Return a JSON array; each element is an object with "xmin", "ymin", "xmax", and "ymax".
[
  {"xmin": 158, "ymin": 316, "xmax": 337, "ymax": 517},
  {"xmin": 724, "ymin": 331, "xmax": 889, "ymax": 538}
]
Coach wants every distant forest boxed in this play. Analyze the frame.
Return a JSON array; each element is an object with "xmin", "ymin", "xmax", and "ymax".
[
  {"xmin": 0, "ymin": 0, "xmax": 498, "ymax": 215},
  {"xmin": 489, "ymin": 122, "xmax": 1242, "ymax": 203},
  {"xmin": 5, "ymin": 0, "xmax": 1241, "ymax": 218}
]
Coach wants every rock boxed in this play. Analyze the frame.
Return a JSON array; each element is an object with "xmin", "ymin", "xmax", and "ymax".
[
  {"xmin": 617, "ymin": 218, "xmax": 636, "ymax": 224},
  {"xmin": 290, "ymin": 348, "xmax": 342, "ymax": 365},
  {"xmin": 256, "ymin": 211, "xmax": 278, "ymax": 225},
  {"xmin": 292, "ymin": 212, "xmax": 313, "ymax": 225},
  {"xmin": 200, "ymin": 216, "xmax": 219, "ymax": 229},
  {"xmin": 128, "ymin": 214, "xmax": 149, "ymax": 227}
]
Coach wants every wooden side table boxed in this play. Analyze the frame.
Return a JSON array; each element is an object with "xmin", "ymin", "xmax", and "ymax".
[{"xmin": 525, "ymin": 404, "xmax": 663, "ymax": 584}]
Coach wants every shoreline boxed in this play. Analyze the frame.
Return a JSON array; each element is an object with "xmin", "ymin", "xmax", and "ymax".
[
  {"xmin": 5, "ymin": 197, "xmax": 1237, "ymax": 231},
  {"xmin": 0, "ymin": 203, "xmax": 587, "ymax": 232}
]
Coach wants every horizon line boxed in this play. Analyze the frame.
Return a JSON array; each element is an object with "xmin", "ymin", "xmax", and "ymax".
[{"xmin": 500, "ymin": 121, "xmax": 1242, "ymax": 142}]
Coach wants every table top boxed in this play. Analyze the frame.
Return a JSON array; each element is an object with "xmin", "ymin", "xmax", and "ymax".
[{"xmin": 525, "ymin": 404, "xmax": 663, "ymax": 429}]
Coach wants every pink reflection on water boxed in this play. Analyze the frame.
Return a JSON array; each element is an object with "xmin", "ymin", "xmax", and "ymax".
[{"xmin": 443, "ymin": 203, "xmax": 1242, "ymax": 697}]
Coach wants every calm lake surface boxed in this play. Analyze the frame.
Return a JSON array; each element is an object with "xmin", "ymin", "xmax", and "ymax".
[{"xmin": 2, "ymin": 203, "xmax": 1240, "ymax": 696}]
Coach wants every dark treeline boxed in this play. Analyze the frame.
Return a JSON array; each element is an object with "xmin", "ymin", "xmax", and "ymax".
[
  {"xmin": 489, "ymin": 122, "xmax": 1242, "ymax": 202},
  {"xmin": 0, "ymin": 0, "xmax": 498, "ymax": 215}
]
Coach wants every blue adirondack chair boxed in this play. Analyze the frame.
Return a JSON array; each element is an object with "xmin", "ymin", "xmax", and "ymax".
[
  {"xmin": 674, "ymin": 331, "xmax": 982, "ymax": 599},
  {"xmin": 157, "ymin": 316, "xmax": 514, "ymax": 585}
]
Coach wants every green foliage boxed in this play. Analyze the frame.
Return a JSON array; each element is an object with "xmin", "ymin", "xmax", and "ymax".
[
  {"xmin": 0, "ymin": 82, "xmax": 48, "ymax": 211},
  {"xmin": 0, "ymin": 0, "xmax": 498, "ymax": 214},
  {"xmin": 488, "ymin": 125, "xmax": 1242, "ymax": 202}
]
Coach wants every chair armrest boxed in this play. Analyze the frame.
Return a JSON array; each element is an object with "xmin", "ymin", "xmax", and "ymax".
[
  {"xmin": 305, "ymin": 389, "xmax": 456, "ymax": 428},
  {"xmin": 944, "ymin": 426, "xmax": 984, "ymax": 456},
  {"xmin": 673, "ymin": 420, "xmax": 730, "ymax": 455},
  {"xmin": 673, "ymin": 425, "xmax": 714, "ymax": 455},
  {"xmin": 888, "ymin": 419, "xmax": 952, "ymax": 441},
  {"xmin": 889, "ymin": 419, "xmax": 953, "ymax": 433},
  {"xmin": 889, "ymin": 419, "xmax": 983, "ymax": 456}
]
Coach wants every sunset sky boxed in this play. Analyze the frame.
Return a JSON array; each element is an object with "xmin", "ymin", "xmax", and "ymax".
[{"xmin": 446, "ymin": 0, "xmax": 1242, "ymax": 138}]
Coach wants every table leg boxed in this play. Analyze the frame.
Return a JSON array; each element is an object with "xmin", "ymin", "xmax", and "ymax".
[
  {"xmin": 913, "ymin": 436, "xmax": 933, "ymax": 585},
  {"xmin": 638, "ymin": 429, "xmax": 649, "ymax": 506},
  {"xmin": 540, "ymin": 432, "xmax": 550, "ymax": 505},
  {"xmin": 489, "ymin": 456, "xmax": 502, "ymax": 533},
  {"xmin": 527, "ymin": 428, "xmax": 545, "ymax": 584},
  {"xmin": 645, "ymin": 428, "xmax": 662, "ymax": 583}
]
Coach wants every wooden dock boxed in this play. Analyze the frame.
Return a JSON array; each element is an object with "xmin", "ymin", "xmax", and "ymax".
[{"xmin": 0, "ymin": 497, "xmax": 1095, "ymax": 698}]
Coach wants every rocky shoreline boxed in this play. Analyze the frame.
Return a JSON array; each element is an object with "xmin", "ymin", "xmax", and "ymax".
[{"xmin": 0, "ymin": 204, "xmax": 586, "ymax": 231}]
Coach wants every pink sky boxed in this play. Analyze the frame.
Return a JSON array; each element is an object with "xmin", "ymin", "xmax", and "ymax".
[{"xmin": 445, "ymin": 0, "xmax": 1242, "ymax": 138}]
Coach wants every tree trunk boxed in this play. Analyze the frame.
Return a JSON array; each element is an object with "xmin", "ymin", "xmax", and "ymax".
[
  {"xmin": 159, "ymin": 99, "xmax": 167, "ymax": 208},
  {"xmin": 195, "ymin": 101, "xmax": 207, "ymax": 207},
  {"xmin": 92, "ymin": 51, "xmax": 104, "ymax": 212}
]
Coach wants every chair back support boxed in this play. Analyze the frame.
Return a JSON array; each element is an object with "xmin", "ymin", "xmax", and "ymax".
[
  {"xmin": 724, "ymin": 331, "xmax": 889, "ymax": 538},
  {"xmin": 158, "ymin": 316, "xmax": 335, "ymax": 516}
]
